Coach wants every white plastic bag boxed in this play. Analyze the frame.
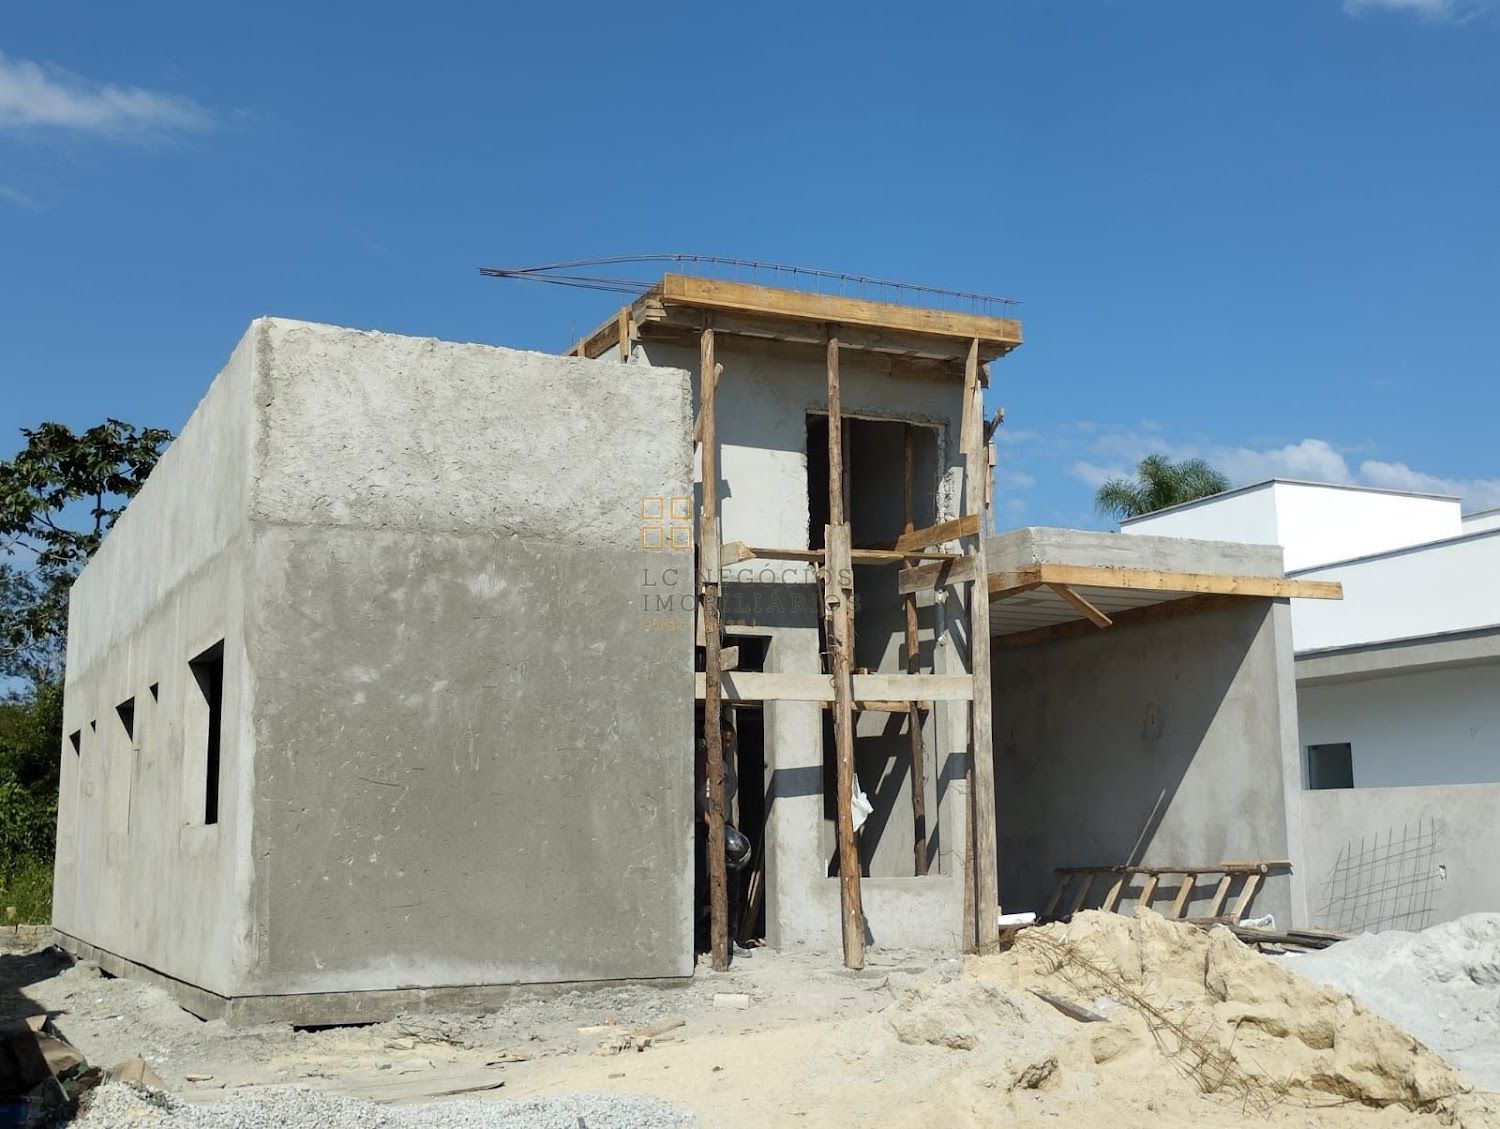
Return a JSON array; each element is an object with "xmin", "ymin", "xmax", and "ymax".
[{"xmin": 851, "ymin": 784, "xmax": 874, "ymax": 833}]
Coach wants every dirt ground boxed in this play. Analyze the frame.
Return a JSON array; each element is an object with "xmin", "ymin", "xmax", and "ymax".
[{"xmin": 5, "ymin": 914, "xmax": 1497, "ymax": 1128}]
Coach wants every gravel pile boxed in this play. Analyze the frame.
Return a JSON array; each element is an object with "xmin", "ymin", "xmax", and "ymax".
[
  {"xmin": 1277, "ymin": 913, "xmax": 1500, "ymax": 1093},
  {"xmin": 73, "ymin": 1083, "xmax": 699, "ymax": 1128}
]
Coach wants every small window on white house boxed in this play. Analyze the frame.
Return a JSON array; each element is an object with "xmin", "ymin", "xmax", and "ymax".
[
  {"xmin": 68, "ymin": 730, "xmax": 81, "ymax": 756},
  {"xmin": 116, "ymin": 698, "xmax": 135, "ymax": 744},
  {"xmin": 1308, "ymin": 742, "xmax": 1354, "ymax": 790}
]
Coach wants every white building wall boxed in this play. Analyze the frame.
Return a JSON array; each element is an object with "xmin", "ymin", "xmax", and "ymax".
[
  {"xmin": 1291, "ymin": 530, "xmax": 1500, "ymax": 651},
  {"xmin": 1120, "ymin": 482, "xmax": 1279, "ymax": 549},
  {"xmin": 1123, "ymin": 480, "xmax": 1462, "ymax": 571},
  {"xmin": 1266, "ymin": 482, "xmax": 1460, "ymax": 571},
  {"xmin": 1298, "ymin": 664, "xmax": 1500, "ymax": 788},
  {"xmin": 1463, "ymin": 508, "xmax": 1500, "ymax": 534}
]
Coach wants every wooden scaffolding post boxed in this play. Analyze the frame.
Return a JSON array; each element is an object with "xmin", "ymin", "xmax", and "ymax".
[
  {"xmin": 825, "ymin": 334, "xmax": 865, "ymax": 970},
  {"xmin": 699, "ymin": 327, "xmax": 730, "ymax": 972},
  {"xmin": 902, "ymin": 424, "xmax": 929, "ymax": 876},
  {"xmin": 962, "ymin": 337, "xmax": 1001, "ymax": 952}
]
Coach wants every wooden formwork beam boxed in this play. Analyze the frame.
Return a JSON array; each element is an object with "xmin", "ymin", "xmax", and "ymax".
[
  {"xmin": 903, "ymin": 424, "xmax": 929, "ymax": 878},
  {"xmin": 962, "ymin": 338, "xmax": 1001, "ymax": 953},
  {"xmin": 698, "ymin": 327, "xmax": 729, "ymax": 973},
  {"xmin": 825, "ymin": 335, "xmax": 865, "ymax": 971}
]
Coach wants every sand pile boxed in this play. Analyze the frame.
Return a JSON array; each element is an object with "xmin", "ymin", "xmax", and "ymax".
[
  {"xmin": 843, "ymin": 910, "xmax": 1497, "ymax": 1127},
  {"xmin": 1280, "ymin": 914, "xmax": 1500, "ymax": 1095}
]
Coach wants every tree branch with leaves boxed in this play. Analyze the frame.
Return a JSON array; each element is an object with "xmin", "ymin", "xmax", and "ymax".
[
  {"xmin": 1095, "ymin": 454, "xmax": 1230, "ymax": 522},
  {"xmin": 0, "ymin": 419, "xmax": 173, "ymax": 684}
]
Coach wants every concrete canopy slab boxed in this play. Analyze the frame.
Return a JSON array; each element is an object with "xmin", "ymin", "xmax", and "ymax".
[{"xmin": 984, "ymin": 527, "xmax": 1325, "ymax": 640}]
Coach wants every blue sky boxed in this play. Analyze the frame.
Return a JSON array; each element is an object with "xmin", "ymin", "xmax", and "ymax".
[{"xmin": 2, "ymin": 0, "xmax": 1497, "ymax": 530}]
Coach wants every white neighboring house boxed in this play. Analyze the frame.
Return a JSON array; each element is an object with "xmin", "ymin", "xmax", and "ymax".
[{"xmin": 1123, "ymin": 480, "xmax": 1500, "ymax": 933}]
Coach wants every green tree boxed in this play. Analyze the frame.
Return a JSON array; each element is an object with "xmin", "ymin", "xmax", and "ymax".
[
  {"xmin": 0, "ymin": 419, "xmax": 172, "ymax": 683},
  {"xmin": 1095, "ymin": 454, "xmax": 1230, "ymax": 521},
  {"xmin": 0, "ymin": 420, "xmax": 171, "ymax": 921}
]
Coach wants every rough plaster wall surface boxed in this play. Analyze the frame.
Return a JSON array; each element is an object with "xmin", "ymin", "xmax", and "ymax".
[
  {"xmin": 246, "ymin": 321, "xmax": 695, "ymax": 993},
  {"xmin": 56, "ymin": 325, "xmax": 260, "ymax": 996},
  {"xmin": 992, "ymin": 600, "xmax": 1294, "ymax": 924},
  {"xmin": 1300, "ymin": 783, "xmax": 1500, "ymax": 929}
]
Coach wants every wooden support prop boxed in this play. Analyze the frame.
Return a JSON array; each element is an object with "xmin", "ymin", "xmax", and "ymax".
[
  {"xmin": 890, "ymin": 512, "xmax": 981, "ymax": 553},
  {"xmin": 897, "ymin": 555, "xmax": 980, "ymax": 595},
  {"xmin": 617, "ymin": 308, "xmax": 631, "ymax": 361},
  {"xmin": 1136, "ymin": 873, "xmax": 1160, "ymax": 911},
  {"xmin": 1042, "ymin": 875, "xmax": 1068, "ymax": 920},
  {"xmin": 1045, "ymin": 583, "xmax": 1113, "ymax": 629},
  {"xmin": 698, "ymin": 327, "xmax": 730, "ymax": 973},
  {"xmin": 1101, "ymin": 871, "xmax": 1127, "ymax": 913},
  {"xmin": 1068, "ymin": 872, "xmax": 1095, "ymax": 915},
  {"xmin": 1170, "ymin": 873, "xmax": 1197, "ymax": 919},
  {"xmin": 903, "ymin": 424, "xmax": 929, "ymax": 877},
  {"xmin": 1231, "ymin": 872, "xmax": 1262, "ymax": 921},
  {"xmin": 825, "ymin": 336, "xmax": 865, "ymax": 971},
  {"xmin": 1206, "ymin": 875, "xmax": 1234, "ymax": 918},
  {"xmin": 961, "ymin": 338, "xmax": 1001, "ymax": 953}
]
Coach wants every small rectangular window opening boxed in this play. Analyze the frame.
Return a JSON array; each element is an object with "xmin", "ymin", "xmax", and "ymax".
[
  {"xmin": 190, "ymin": 642, "xmax": 225, "ymax": 825},
  {"xmin": 116, "ymin": 698, "xmax": 135, "ymax": 743},
  {"xmin": 1308, "ymin": 742, "xmax": 1354, "ymax": 790}
]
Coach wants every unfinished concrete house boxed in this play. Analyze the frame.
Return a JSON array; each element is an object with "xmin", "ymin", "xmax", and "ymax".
[{"xmin": 54, "ymin": 263, "xmax": 1342, "ymax": 1023}]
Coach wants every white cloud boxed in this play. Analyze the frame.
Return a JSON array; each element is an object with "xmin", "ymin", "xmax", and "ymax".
[
  {"xmin": 1066, "ymin": 460, "xmax": 1129, "ymax": 489},
  {"xmin": 0, "ymin": 53, "xmax": 213, "ymax": 137},
  {"xmin": 997, "ymin": 468, "xmax": 1036, "ymax": 489},
  {"xmin": 1342, "ymin": 0, "xmax": 1492, "ymax": 19},
  {"xmin": 0, "ymin": 184, "xmax": 40, "ymax": 209},
  {"xmin": 1210, "ymin": 439, "xmax": 1355, "ymax": 485},
  {"xmin": 1359, "ymin": 459, "xmax": 1500, "ymax": 510},
  {"xmin": 1063, "ymin": 423, "xmax": 1500, "ymax": 512}
]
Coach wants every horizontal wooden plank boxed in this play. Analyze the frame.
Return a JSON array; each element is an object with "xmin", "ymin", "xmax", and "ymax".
[
  {"xmin": 694, "ymin": 672, "xmax": 970, "ymax": 702},
  {"xmin": 638, "ymin": 305, "xmax": 990, "ymax": 365},
  {"xmin": 720, "ymin": 542, "xmax": 959, "ymax": 567},
  {"xmin": 889, "ymin": 512, "xmax": 981, "ymax": 553},
  {"xmin": 853, "ymin": 674, "xmax": 972, "ymax": 701},
  {"xmin": 897, "ymin": 555, "xmax": 981, "ymax": 594},
  {"xmin": 657, "ymin": 274, "xmax": 1022, "ymax": 349},
  {"xmin": 988, "ymin": 563, "xmax": 1342, "ymax": 601}
]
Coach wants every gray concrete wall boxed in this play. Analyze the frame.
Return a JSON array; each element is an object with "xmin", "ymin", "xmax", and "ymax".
[
  {"xmin": 245, "ymin": 320, "xmax": 695, "ymax": 995},
  {"xmin": 991, "ymin": 597, "xmax": 1297, "ymax": 925},
  {"xmin": 56, "ymin": 325, "xmax": 260, "ymax": 997},
  {"xmin": 1300, "ymin": 783, "xmax": 1500, "ymax": 931},
  {"xmin": 635, "ymin": 337, "xmax": 970, "ymax": 954},
  {"xmin": 58, "ymin": 318, "xmax": 696, "ymax": 1009}
]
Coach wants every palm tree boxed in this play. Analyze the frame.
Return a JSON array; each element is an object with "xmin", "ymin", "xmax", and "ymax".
[{"xmin": 1095, "ymin": 454, "xmax": 1230, "ymax": 521}]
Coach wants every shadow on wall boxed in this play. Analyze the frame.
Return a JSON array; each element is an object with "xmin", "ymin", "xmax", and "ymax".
[{"xmin": 992, "ymin": 604, "xmax": 1274, "ymax": 914}]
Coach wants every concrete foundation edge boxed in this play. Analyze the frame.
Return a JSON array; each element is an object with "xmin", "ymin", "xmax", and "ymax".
[{"xmin": 52, "ymin": 929, "xmax": 692, "ymax": 1027}]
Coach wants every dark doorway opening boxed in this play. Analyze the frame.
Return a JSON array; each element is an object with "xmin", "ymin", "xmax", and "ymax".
[{"xmin": 807, "ymin": 413, "xmax": 942, "ymax": 877}]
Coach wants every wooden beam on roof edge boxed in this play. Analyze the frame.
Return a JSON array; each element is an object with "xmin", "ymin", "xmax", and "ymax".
[
  {"xmin": 658, "ymin": 273, "xmax": 1022, "ymax": 349},
  {"xmin": 988, "ymin": 563, "xmax": 1342, "ymax": 601}
]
